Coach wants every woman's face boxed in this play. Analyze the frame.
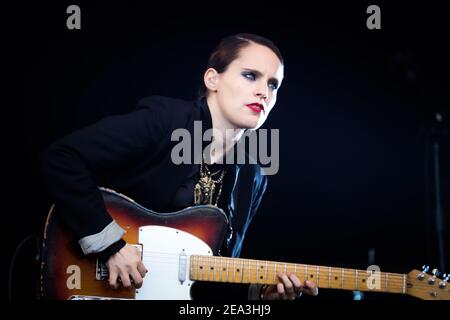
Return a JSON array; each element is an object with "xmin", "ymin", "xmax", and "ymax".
[{"xmin": 208, "ymin": 43, "xmax": 284, "ymax": 130}]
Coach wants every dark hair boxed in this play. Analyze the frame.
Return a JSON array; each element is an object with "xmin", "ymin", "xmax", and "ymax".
[{"xmin": 198, "ymin": 33, "xmax": 284, "ymax": 99}]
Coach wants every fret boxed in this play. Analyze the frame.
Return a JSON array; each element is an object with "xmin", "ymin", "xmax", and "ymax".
[
  {"xmin": 226, "ymin": 258, "xmax": 229, "ymax": 282},
  {"xmin": 207, "ymin": 256, "xmax": 211, "ymax": 280},
  {"xmin": 355, "ymin": 270, "xmax": 358, "ymax": 290},
  {"xmin": 198, "ymin": 255, "xmax": 202, "ymax": 281},
  {"xmin": 240, "ymin": 259, "xmax": 244, "ymax": 283},
  {"xmin": 265, "ymin": 261, "xmax": 268, "ymax": 283},
  {"xmin": 208, "ymin": 256, "xmax": 214, "ymax": 280},
  {"xmin": 260, "ymin": 261, "xmax": 265, "ymax": 284},
  {"xmin": 204, "ymin": 256, "xmax": 208, "ymax": 280},
  {"xmin": 204, "ymin": 255, "xmax": 208, "ymax": 281},
  {"xmin": 402, "ymin": 274, "xmax": 406, "ymax": 294},
  {"xmin": 233, "ymin": 259, "xmax": 236, "ymax": 282},
  {"xmin": 213, "ymin": 256, "xmax": 217, "ymax": 281},
  {"xmin": 206, "ymin": 256, "xmax": 209, "ymax": 281},
  {"xmin": 284, "ymin": 263, "xmax": 287, "ymax": 275},
  {"xmin": 216, "ymin": 257, "xmax": 220, "ymax": 281},
  {"xmin": 361, "ymin": 270, "xmax": 367, "ymax": 290},
  {"xmin": 385, "ymin": 273, "xmax": 388, "ymax": 293},
  {"xmin": 203, "ymin": 256, "xmax": 207, "ymax": 281},
  {"xmin": 256, "ymin": 260, "xmax": 259, "ymax": 283},
  {"xmin": 286, "ymin": 262, "xmax": 293, "ymax": 275},
  {"xmin": 294, "ymin": 264, "xmax": 297, "ymax": 278},
  {"xmin": 318, "ymin": 266, "xmax": 328, "ymax": 288},
  {"xmin": 274, "ymin": 262, "xmax": 277, "ymax": 283},
  {"xmin": 193, "ymin": 256, "xmax": 196, "ymax": 279},
  {"xmin": 220, "ymin": 257, "xmax": 223, "ymax": 282},
  {"xmin": 213, "ymin": 256, "xmax": 218, "ymax": 281},
  {"xmin": 248, "ymin": 259, "xmax": 251, "ymax": 283},
  {"xmin": 328, "ymin": 267, "xmax": 331, "ymax": 288},
  {"xmin": 341, "ymin": 268, "xmax": 344, "ymax": 288},
  {"xmin": 330, "ymin": 267, "xmax": 340, "ymax": 289},
  {"xmin": 203, "ymin": 255, "xmax": 206, "ymax": 281},
  {"xmin": 316, "ymin": 266, "xmax": 319, "ymax": 284},
  {"xmin": 305, "ymin": 265, "xmax": 308, "ymax": 282}
]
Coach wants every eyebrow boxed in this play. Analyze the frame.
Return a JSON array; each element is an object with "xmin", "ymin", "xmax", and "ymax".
[{"xmin": 242, "ymin": 68, "xmax": 280, "ymax": 87}]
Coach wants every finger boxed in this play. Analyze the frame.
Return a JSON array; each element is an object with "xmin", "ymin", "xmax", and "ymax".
[
  {"xmin": 137, "ymin": 262, "xmax": 148, "ymax": 278},
  {"xmin": 303, "ymin": 280, "xmax": 319, "ymax": 296},
  {"xmin": 288, "ymin": 273, "xmax": 303, "ymax": 296},
  {"xmin": 108, "ymin": 269, "xmax": 119, "ymax": 289},
  {"xmin": 119, "ymin": 271, "xmax": 132, "ymax": 289},
  {"xmin": 288, "ymin": 273, "xmax": 302, "ymax": 288},
  {"xmin": 278, "ymin": 273, "xmax": 294, "ymax": 295},
  {"xmin": 130, "ymin": 269, "xmax": 144, "ymax": 289},
  {"xmin": 276, "ymin": 282, "xmax": 287, "ymax": 300}
]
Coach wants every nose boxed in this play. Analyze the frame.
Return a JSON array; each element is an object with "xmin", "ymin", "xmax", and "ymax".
[
  {"xmin": 256, "ymin": 92, "xmax": 267, "ymax": 100},
  {"xmin": 254, "ymin": 81, "xmax": 269, "ymax": 102}
]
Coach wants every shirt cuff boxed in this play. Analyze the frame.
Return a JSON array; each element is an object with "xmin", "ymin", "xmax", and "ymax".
[{"xmin": 78, "ymin": 220, "xmax": 126, "ymax": 255}]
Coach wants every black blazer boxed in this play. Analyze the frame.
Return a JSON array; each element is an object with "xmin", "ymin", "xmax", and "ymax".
[{"xmin": 40, "ymin": 96, "xmax": 268, "ymax": 258}]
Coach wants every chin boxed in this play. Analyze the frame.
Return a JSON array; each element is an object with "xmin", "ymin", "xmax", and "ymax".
[{"xmin": 237, "ymin": 119, "xmax": 259, "ymax": 130}]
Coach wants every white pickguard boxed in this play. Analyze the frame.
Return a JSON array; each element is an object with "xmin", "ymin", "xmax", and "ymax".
[{"xmin": 135, "ymin": 225, "xmax": 213, "ymax": 300}]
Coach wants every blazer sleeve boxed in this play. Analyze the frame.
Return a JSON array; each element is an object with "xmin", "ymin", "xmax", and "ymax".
[{"xmin": 40, "ymin": 97, "xmax": 173, "ymax": 255}]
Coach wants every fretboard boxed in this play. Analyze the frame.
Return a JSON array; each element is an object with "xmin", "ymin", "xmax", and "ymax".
[{"xmin": 189, "ymin": 255, "xmax": 407, "ymax": 294}]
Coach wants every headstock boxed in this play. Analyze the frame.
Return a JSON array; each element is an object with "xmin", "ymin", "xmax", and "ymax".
[{"xmin": 406, "ymin": 266, "xmax": 449, "ymax": 300}]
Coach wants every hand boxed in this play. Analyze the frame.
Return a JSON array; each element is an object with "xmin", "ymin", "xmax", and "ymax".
[
  {"xmin": 106, "ymin": 244, "xmax": 148, "ymax": 289},
  {"xmin": 261, "ymin": 272, "xmax": 319, "ymax": 300}
]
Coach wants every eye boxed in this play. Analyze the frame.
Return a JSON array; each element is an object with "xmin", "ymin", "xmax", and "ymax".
[
  {"xmin": 268, "ymin": 82, "xmax": 278, "ymax": 91},
  {"xmin": 242, "ymin": 72, "xmax": 256, "ymax": 81}
]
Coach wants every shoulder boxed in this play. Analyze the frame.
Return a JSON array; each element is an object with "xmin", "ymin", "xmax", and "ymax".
[
  {"xmin": 134, "ymin": 95, "xmax": 199, "ymax": 130},
  {"xmin": 136, "ymin": 95, "xmax": 197, "ymax": 114}
]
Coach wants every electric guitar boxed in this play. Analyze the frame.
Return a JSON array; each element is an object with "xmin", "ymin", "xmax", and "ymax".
[{"xmin": 40, "ymin": 188, "xmax": 449, "ymax": 300}]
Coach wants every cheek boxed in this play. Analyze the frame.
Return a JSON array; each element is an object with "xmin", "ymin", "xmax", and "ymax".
[
  {"xmin": 221, "ymin": 81, "xmax": 244, "ymax": 101},
  {"xmin": 267, "ymin": 95, "xmax": 277, "ymax": 110}
]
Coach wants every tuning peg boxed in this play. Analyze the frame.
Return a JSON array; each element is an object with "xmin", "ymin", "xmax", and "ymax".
[
  {"xmin": 438, "ymin": 273, "xmax": 448, "ymax": 289},
  {"xmin": 418, "ymin": 265, "xmax": 430, "ymax": 280},
  {"xmin": 427, "ymin": 269, "xmax": 437, "ymax": 284},
  {"xmin": 436, "ymin": 270, "xmax": 444, "ymax": 278},
  {"xmin": 431, "ymin": 268, "xmax": 439, "ymax": 276}
]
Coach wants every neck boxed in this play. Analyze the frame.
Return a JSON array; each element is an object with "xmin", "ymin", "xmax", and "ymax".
[
  {"xmin": 189, "ymin": 255, "xmax": 407, "ymax": 295},
  {"xmin": 206, "ymin": 96, "xmax": 245, "ymax": 164}
]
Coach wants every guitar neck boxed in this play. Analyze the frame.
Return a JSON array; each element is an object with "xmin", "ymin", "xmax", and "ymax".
[{"xmin": 189, "ymin": 255, "xmax": 407, "ymax": 294}]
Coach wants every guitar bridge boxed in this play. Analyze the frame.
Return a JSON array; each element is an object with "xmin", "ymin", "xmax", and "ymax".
[
  {"xmin": 95, "ymin": 260, "xmax": 109, "ymax": 280},
  {"xmin": 95, "ymin": 244, "xmax": 143, "ymax": 280}
]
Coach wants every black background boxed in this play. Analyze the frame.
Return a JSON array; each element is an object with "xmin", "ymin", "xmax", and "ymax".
[{"xmin": 9, "ymin": 0, "xmax": 450, "ymax": 301}]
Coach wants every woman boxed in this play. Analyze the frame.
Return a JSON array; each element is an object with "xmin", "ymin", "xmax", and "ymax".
[{"xmin": 41, "ymin": 33, "xmax": 318, "ymax": 300}]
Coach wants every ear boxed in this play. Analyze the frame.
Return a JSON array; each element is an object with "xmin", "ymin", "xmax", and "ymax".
[{"xmin": 203, "ymin": 68, "xmax": 220, "ymax": 92}]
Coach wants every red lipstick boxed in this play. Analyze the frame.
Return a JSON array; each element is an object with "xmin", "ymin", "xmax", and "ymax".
[{"xmin": 246, "ymin": 103, "xmax": 264, "ymax": 113}]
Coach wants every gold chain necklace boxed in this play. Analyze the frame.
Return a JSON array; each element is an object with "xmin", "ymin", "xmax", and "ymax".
[{"xmin": 194, "ymin": 161, "xmax": 226, "ymax": 206}]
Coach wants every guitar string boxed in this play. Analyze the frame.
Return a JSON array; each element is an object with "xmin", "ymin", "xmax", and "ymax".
[
  {"xmin": 138, "ymin": 261, "xmax": 441, "ymax": 294},
  {"xmin": 134, "ymin": 254, "xmax": 445, "ymax": 289},
  {"xmin": 141, "ymin": 253, "xmax": 409, "ymax": 276},
  {"xmin": 140, "ymin": 253, "xmax": 426, "ymax": 280},
  {"xmin": 138, "ymin": 258, "xmax": 416, "ymax": 287},
  {"xmin": 139, "ymin": 252, "xmax": 445, "ymax": 282},
  {"xmin": 110, "ymin": 256, "xmax": 445, "ymax": 293}
]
